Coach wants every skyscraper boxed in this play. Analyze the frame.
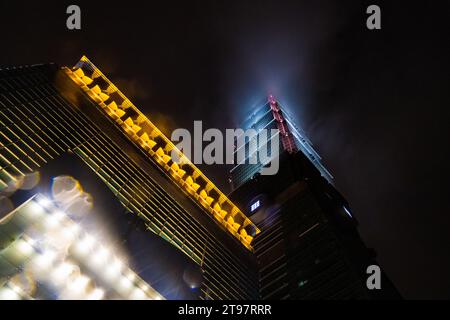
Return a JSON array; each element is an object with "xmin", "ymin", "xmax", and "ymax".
[
  {"xmin": 1, "ymin": 58, "xmax": 400, "ymax": 300},
  {"xmin": 0, "ymin": 57, "xmax": 259, "ymax": 300},
  {"xmin": 229, "ymin": 95, "xmax": 333, "ymax": 190},
  {"xmin": 229, "ymin": 97, "xmax": 401, "ymax": 299}
]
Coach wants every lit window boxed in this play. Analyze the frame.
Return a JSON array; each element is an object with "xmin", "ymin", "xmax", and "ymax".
[
  {"xmin": 343, "ymin": 206, "xmax": 353, "ymax": 218},
  {"xmin": 250, "ymin": 200, "xmax": 260, "ymax": 212}
]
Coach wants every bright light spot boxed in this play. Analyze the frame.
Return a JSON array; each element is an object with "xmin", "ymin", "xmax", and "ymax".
[
  {"xmin": 343, "ymin": 206, "xmax": 353, "ymax": 218},
  {"xmin": 33, "ymin": 250, "xmax": 57, "ymax": 270},
  {"xmin": 16, "ymin": 239, "xmax": 35, "ymax": 256},
  {"xmin": 117, "ymin": 276, "xmax": 133, "ymax": 293},
  {"xmin": 125, "ymin": 272, "xmax": 136, "ymax": 282},
  {"xmin": 45, "ymin": 224, "xmax": 78, "ymax": 249},
  {"xmin": 104, "ymin": 258, "xmax": 123, "ymax": 280},
  {"xmin": 58, "ymin": 223, "xmax": 80, "ymax": 243},
  {"xmin": 68, "ymin": 275, "xmax": 90, "ymax": 294},
  {"xmin": 0, "ymin": 287, "xmax": 20, "ymax": 300},
  {"xmin": 53, "ymin": 210, "xmax": 66, "ymax": 222},
  {"xmin": 26, "ymin": 202, "xmax": 45, "ymax": 219},
  {"xmin": 87, "ymin": 288, "xmax": 105, "ymax": 300},
  {"xmin": 53, "ymin": 262, "xmax": 75, "ymax": 282},
  {"xmin": 91, "ymin": 246, "xmax": 110, "ymax": 267},
  {"xmin": 44, "ymin": 214, "xmax": 61, "ymax": 230},
  {"xmin": 74, "ymin": 235, "xmax": 96, "ymax": 256},
  {"xmin": 9, "ymin": 283, "xmax": 22, "ymax": 294},
  {"xmin": 129, "ymin": 287, "xmax": 147, "ymax": 300},
  {"xmin": 250, "ymin": 200, "xmax": 260, "ymax": 212},
  {"xmin": 37, "ymin": 197, "xmax": 52, "ymax": 208},
  {"xmin": 268, "ymin": 95, "xmax": 276, "ymax": 104}
]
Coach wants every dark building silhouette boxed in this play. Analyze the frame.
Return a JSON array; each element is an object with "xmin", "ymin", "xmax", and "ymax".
[{"xmin": 229, "ymin": 98, "xmax": 401, "ymax": 299}]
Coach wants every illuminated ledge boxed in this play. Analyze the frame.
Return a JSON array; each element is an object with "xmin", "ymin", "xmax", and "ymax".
[{"xmin": 63, "ymin": 56, "xmax": 260, "ymax": 250}]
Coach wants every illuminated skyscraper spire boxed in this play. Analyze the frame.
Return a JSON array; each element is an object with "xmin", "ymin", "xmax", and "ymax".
[
  {"xmin": 230, "ymin": 95, "xmax": 333, "ymax": 190},
  {"xmin": 268, "ymin": 94, "xmax": 297, "ymax": 154}
]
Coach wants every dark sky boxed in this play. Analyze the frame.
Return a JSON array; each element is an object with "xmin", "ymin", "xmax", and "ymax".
[{"xmin": 1, "ymin": 0, "xmax": 449, "ymax": 299}]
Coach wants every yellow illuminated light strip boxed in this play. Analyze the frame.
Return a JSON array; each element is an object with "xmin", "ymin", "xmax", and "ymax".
[{"xmin": 63, "ymin": 56, "xmax": 260, "ymax": 250}]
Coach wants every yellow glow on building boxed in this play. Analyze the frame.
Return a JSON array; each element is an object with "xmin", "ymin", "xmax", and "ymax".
[{"xmin": 63, "ymin": 56, "xmax": 260, "ymax": 250}]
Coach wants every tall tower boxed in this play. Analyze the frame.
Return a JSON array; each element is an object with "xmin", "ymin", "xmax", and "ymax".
[
  {"xmin": 230, "ymin": 96, "xmax": 401, "ymax": 299},
  {"xmin": 229, "ymin": 95, "xmax": 333, "ymax": 190},
  {"xmin": 0, "ymin": 58, "xmax": 259, "ymax": 299}
]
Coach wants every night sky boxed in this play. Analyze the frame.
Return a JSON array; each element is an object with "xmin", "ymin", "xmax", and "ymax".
[{"xmin": 1, "ymin": 0, "xmax": 449, "ymax": 299}]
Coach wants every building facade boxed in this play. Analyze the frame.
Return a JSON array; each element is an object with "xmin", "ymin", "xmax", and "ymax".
[
  {"xmin": 0, "ymin": 193, "xmax": 164, "ymax": 300},
  {"xmin": 0, "ymin": 58, "xmax": 400, "ymax": 300},
  {"xmin": 0, "ymin": 58, "xmax": 259, "ymax": 300},
  {"xmin": 230, "ymin": 98, "xmax": 401, "ymax": 299}
]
